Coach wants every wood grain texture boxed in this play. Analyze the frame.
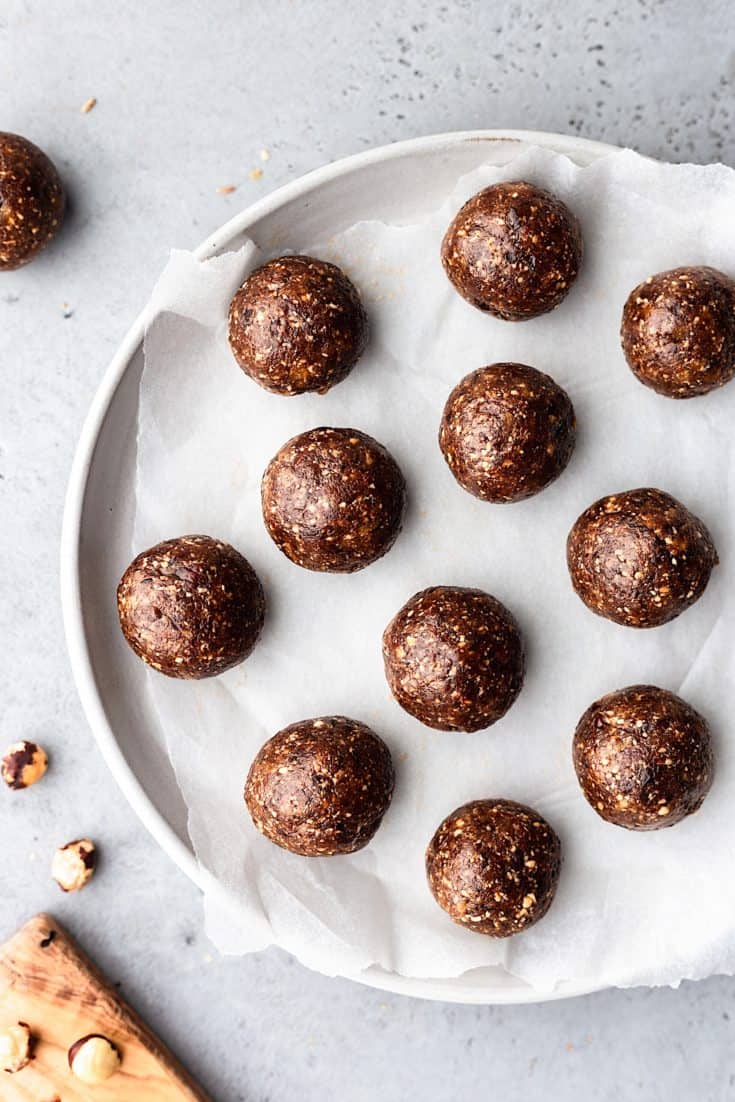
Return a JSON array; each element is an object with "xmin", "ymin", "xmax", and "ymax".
[{"xmin": 0, "ymin": 913, "xmax": 211, "ymax": 1101}]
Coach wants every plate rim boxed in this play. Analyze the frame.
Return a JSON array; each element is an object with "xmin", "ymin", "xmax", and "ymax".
[{"xmin": 60, "ymin": 127, "xmax": 621, "ymax": 1005}]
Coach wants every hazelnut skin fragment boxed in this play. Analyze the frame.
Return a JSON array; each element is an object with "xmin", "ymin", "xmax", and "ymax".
[
  {"xmin": 52, "ymin": 839, "xmax": 97, "ymax": 893},
  {"xmin": 1, "ymin": 740, "xmax": 48, "ymax": 790}
]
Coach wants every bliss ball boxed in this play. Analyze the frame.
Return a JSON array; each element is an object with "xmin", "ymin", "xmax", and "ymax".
[
  {"xmin": 382, "ymin": 586, "xmax": 525, "ymax": 732},
  {"xmin": 244, "ymin": 716, "xmax": 395, "ymax": 856},
  {"xmin": 426, "ymin": 799, "xmax": 562, "ymax": 937},
  {"xmin": 566, "ymin": 488, "xmax": 717, "ymax": 628},
  {"xmin": 621, "ymin": 266, "xmax": 735, "ymax": 398},
  {"xmin": 573, "ymin": 685, "xmax": 714, "ymax": 829},
  {"xmin": 261, "ymin": 426, "xmax": 406, "ymax": 573},
  {"xmin": 439, "ymin": 362, "xmax": 576, "ymax": 503},
  {"xmin": 228, "ymin": 255, "xmax": 368, "ymax": 395},
  {"xmin": 441, "ymin": 180, "xmax": 582, "ymax": 321},
  {"xmin": 117, "ymin": 535, "xmax": 265, "ymax": 678},
  {"xmin": 0, "ymin": 133, "xmax": 65, "ymax": 270}
]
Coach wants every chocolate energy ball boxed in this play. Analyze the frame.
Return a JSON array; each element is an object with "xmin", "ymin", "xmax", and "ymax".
[
  {"xmin": 441, "ymin": 180, "xmax": 582, "ymax": 321},
  {"xmin": 439, "ymin": 362, "xmax": 576, "ymax": 503},
  {"xmin": 573, "ymin": 685, "xmax": 714, "ymax": 830},
  {"xmin": 567, "ymin": 488, "xmax": 718, "ymax": 628},
  {"xmin": 621, "ymin": 266, "xmax": 735, "ymax": 398},
  {"xmin": 426, "ymin": 799, "xmax": 562, "ymax": 937},
  {"xmin": 117, "ymin": 535, "xmax": 265, "ymax": 678},
  {"xmin": 382, "ymin": 586, "xmax": 525, "ymax": 732},
  {"xmin": 244, "ymin": 716, "xmax": 395, "ymax": 856},
  {"xmin": 0, "ymin": 133, "xmax": 65, "ymax": 270},
  {"xmin": 227, "ymin": 255, "xmax": 368, "ymax": 395},
  {"xmin": 261, "ymin": 426, "xmax": 406, "ymax": 573}
]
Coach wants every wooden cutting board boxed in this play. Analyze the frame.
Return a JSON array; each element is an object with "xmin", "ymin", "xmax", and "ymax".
[{"xmin": 0, "ymin": 913, "xmax": 211, "ymax": 1101}]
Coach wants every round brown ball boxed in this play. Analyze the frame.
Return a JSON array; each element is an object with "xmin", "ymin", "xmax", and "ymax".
[
  {"xmin": 426, "ymin": 799, "xmax": 562, "ymax": 937},
  {"xmin": 573, "ymin": 684, "xmax": 714, "ymax": 829},
  {"xmin": 244, "ymin": 716, "xmax": 395, "ymax": 856},
  {"xmin": 227, "ymin": 255, "xmax": 368, "ymax": 395},
  {"xmin": 261, "ymin": 427, "xmax": 406, "ymax": 573},
  {"xmin": 621, "ymin": 266, "xmax": 735, "ymax": 398},
  {"xmin": 0, "ymin": 133, "xmax": 65, "ymax": 270},
  {"xmin": 117, "ymin": 535, "xmax": 265, "ymax": 678},
  {"xmin": 566, "ymin": 488, "xmax": 718, "ymax": 628},
  {"xmin": 382, "ymin": 586, "xmax": 525, "ymax": 732},
  {"xmin": 441, "ymin": 180, "xmax": 582, "ymax": 321},
  {"xmin": 439, "ymin": 362, "xmax": 576, "ymax": 503}
]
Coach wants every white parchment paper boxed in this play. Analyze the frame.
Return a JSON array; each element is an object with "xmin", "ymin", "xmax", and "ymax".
[{"xmin": 134, "ymin": 146, "xmax": 735, "ymax": 992}]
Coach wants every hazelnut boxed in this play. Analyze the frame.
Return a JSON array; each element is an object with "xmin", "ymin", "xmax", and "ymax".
[
  {"xmin": 1, "ymin": 740, "xmax": 48, "ymax": 790},
  {"xmin": 68, "ymin": 1034, "xmax": 121, "ymax": 1085},
  {"xmin": 0, "ymin": 1021, "xmax": 35, "ymax": 1073},
  {"xmin": 52, "ymin": 839, "xmax": 97, "ymax": 893}
]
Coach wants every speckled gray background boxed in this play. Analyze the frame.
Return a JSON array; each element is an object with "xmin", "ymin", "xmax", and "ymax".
[{"xmin": 2, "ymin": 2, "xmax": 734, "ymax": 1099}]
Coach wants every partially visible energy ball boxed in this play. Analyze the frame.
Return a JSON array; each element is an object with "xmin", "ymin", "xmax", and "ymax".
[
  {"xmin": 426, "ymin": 799, "xmax": 562, "ymax": 937},
  {"xmin": 0, "ymin": 133, "xmax": 65, "ymax": 270},
  {"xmin": 228, "ymin": 255, "xmax": 368, "ymax": 395},
  {"xmin": 382, "ymin": 586, "xmax": 525, "ymax": 732},
  {"xmin": 621, "ymin": 266, "xmax": 735, "ymax": 398},
  {"xmin": 573, "ymin": 685, "xmax": 714, "ymax": 829},
  {"xmin": 439, "ymin": 363, "xmax": 576, "ymax": 502},
  {"xmin": 261, "ymin": 427, "xmax": 406, "ymax": 573},
  {"xmin": 567, "ymin": 488, "xmax": 717, "ymax": 628},
  {"xmin": 441, "ymin": 181, "xmax": 582, "ymax": 320},
  {"xmin": 245, "ymin": 716, "xmax": 395, "ymax": 856},
  {"xmin": 117, "ymin": 535, "xmax": 266, "ymax": 678}
]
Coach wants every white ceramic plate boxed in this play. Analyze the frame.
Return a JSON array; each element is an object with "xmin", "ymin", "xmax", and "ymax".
[{"xmin": 61, "ymin": 129, "xmax": 621, "ymax": 1004}]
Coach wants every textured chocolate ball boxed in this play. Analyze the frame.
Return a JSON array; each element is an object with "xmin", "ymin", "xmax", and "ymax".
[
  {"xmin": 621, "ymin": 266, "xmax": 735, "ymax": 398},
  {"xmin": 441, "ymin": 180, "xmax": 582, "ymax": 321},
  {"xmin": 567, "ymin": 488, "xmax": 717, "ymax": 628},
  {"xmin": 117, "ymin": 535, "xmax": 265, "ymax": 678},
  {"xmin": 261, "ymin": 427, "xmax": 406, "ymax": 573},
  {"xmin": 439, "ymin": 362, "xmax": 576, "ymax": 503},
  {"xmin": 573, "ymin": 685, "xmax": 714, "ymax": 829},
  {"xmin": 245, "ymin": 716, "xmax": 395, "ymax": 856},
  {"xmin": 0, "ymin": 133, "xmax": 65, "ymax": 270},
  {"xmin": 382, "ymin": 586, "xmax": 525, "ymax": 732},
  {"xmin": 426, "ymin": 799, "xmax": 562, "ymax": 937},
  {"xmin": 228, "ymin": 255, "xmax": 368, "ymax": 395}
]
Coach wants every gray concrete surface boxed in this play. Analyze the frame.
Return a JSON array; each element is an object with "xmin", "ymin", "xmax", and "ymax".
[{"xmin": 2, "ymin": 1, "xmax": 734, "ymax": 1098}]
